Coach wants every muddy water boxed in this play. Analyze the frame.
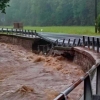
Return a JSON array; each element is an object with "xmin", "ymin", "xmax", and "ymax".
[{"xmin": 0, "ymin": 42, "xmax": 84, "ymax": 100}]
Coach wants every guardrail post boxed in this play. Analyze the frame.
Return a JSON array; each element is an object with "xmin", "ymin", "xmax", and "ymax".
[
  {"xmin": 77, "ymin": 38, "xmax": 81, "ymax": 46},
  {"xmin": 19, "ymin": 29, "xmax": 21, "ymax": 35},
  {"xmin": 73, "ymin": 39, "xmax": 76, "ymax": 46},
  {"xmin": 62, "ymin": 39, "xmax": 65, "ymax": 47},
  {"xmin": 7, "ymin": 28, "xmax": 8, "ymax": 35},
  {"xmin": 25, "ymin": 30, "xmax": 26, "ymax": 36},
  {"xmin": 28, "ymin": 30, "xmax": 29, "ymax": 37},
  {"xmin": 29, "ymin": 30, "xmax": 31, "ymax": 37},
  {"xmin": 12, "ymin": 28, "xmax": 13, "ymax": 35},
  {"xmin": 97, "ymin": 38, "xmax": 99, "ymax": 53},
  {"xmin": 19, "ymin": 29, "xmax": 22, "ymax": 35},
  {"xmin": 55, "ymin": 39, "xmax": 59, "ymax": 46},
  {"xmin": 68, "ymin": 39, "xmax": 70, "ymax": 46},
  {"xmin": 92, "ymin": 37, "xmax": 95, "ymax": 51},
  {"xmin": 83, "ymin": 36, "xmax": 85, "ymax": 47},
  {"xmin": 42, "ymin": 45, "xmax": 46, "ymax": 54},
  {"xmin": 84, "ymin": 75, "xmax": 93, "ymax": 100},
  {"xmin": 22, "ymin": 30, "xmax": 24, "ymax": 36},
  {"xmin": 21, "ymin": 29, "xmax": 23, "ymax": 35},
  {"xmin": 47, "ymin": 44, "xmax": 50, "ymax": 52},
  {"xmin": 16, "ymin": 29, "xmax": 17, "ymax": 35},
  {"xmin": 35, "ymin": 30, "xmax": 36, "ymax": 37},
  {"xmin": 31, "ymin": 30, "xmax": 33, "ymax": 37},
  {"xmin": 2, "ymin": 28, "xmax": 3, "ymax": 32},
  {"xmin": 88, "ymin": 37, "xmax": 90, "ymax": 49},
  {"xmin": 21, "ymin": 29, "xmax": 23, "ymax": 36},
  {"xmin": 47, "ymin": 44, "xmax": 54, "ymax": 55},
  {"xmin": 96, "ymin": 65, "xmax": 100, "ymax": 95}
]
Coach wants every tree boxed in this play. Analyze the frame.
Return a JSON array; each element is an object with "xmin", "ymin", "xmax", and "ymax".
[
  {"xmin": 1, "ymin": 0, "xmax": 100, "ymax": 26},
  {"xmin": 0, "ymin": 0, "xmax": 10, "ymax": 13},
  {"xmin": 97, "ymin": 14, "xmax": 100, "ymax": 33}
]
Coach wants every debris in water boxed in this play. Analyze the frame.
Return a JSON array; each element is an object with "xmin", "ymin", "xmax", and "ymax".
[
  {"xmin": 34, "ymin": 56, "xmax": 45, "ymax": 62},
  {"xmin": 16, "ymin": 85, "xmax": 34, "ymax": 94}
]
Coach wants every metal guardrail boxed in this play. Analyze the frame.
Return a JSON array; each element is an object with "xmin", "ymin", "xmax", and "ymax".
[
  {"xmin": 54, "ymin": 63, "xmax": 100, "ymax": 100},
  {"xmin": 0, "ymin": 28, "xmax": 100, "ymax": 100},
  {"xmin": 0, "ymin": 28, "xmax": 37, "ymax": 37},
  {"xmin": 37, "ymin": 44, "xmax": 51, "ymax": 54},
  {"xmin": 54, "ymin": 38, "xmax": 82, "ymax": 47},
  {"xmin": 83, "ymin": 36, "xmax": 100, "ymax": 53},
  {"xmin": 36, "ymin": 38, "xmax": 82, "ymax": 55},
  {"xmin": 54, "ymin": 37, "xmax": 100, "ymax": 100}
]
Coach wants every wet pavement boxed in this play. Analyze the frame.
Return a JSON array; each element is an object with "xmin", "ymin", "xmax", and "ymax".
[{"xmin": 0, "ymin": 42, "xmax": 84, "ymax": 100}]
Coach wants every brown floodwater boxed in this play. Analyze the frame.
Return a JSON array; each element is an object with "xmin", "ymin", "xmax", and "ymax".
[{"xmin": 0, "ymin": 42, "xmax": 84, "ymax": 100}]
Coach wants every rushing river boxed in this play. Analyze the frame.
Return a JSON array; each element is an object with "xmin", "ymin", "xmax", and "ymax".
[{"xmin": 0, "ymin": 42, "xmax": 84, "ymax": 100}]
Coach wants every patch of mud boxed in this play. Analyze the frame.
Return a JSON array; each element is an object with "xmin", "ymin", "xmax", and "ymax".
[{"xmin": 0, "ymin": 42, "xmax": 84, "ymax": 100}]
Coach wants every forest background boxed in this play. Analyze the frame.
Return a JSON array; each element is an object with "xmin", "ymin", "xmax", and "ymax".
[{"xmin": 0, "ymin": 0, "xmax": 100, "ymax": 26}]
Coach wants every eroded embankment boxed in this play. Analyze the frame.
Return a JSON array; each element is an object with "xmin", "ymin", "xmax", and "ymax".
[{"xmin": 0, "ymin": 42, "xmax": 84, "ymax": 100}]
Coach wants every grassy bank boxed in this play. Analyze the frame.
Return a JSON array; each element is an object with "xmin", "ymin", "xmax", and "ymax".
[{"xmin": 0, "ymin": 26, "xmax": 100, "ymax": 36}]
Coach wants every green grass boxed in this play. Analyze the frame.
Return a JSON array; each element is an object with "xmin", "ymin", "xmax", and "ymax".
[
  {"xmin": 24, "ymin": 26, "xmax": 100, "ymax": 36},
  {"xmin": 0, "ymin": 26, "xmax": 100, "ymax": 36}
]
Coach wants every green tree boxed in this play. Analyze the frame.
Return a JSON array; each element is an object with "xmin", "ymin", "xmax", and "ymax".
[
  {"xmin": 0, "ymin": 0, "xmax": 10, "ymax": 13},
  {"xmin": 97, "ymin": 14, "xmax": 100, "ymax": 33},
  {"xmin": 1, "ymin": 0, "xmax": 99, "ymax": 26}
]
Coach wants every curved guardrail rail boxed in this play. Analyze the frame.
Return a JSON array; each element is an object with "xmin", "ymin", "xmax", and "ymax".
[
  {"xmin": 54, "ymin": 62, "xmax": 100, "ymax": 100},
  {"xmin": 0, "ymin": 28, "xmax": 100, "ymax": 100}
]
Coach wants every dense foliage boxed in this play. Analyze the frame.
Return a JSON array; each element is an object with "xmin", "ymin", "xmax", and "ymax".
[
  {"xmin": 0, "ymin": 0, "xmax": 10, "ymax": 13},
  {"xmin": 0, "ymin": 0, "xmax": 100, "ymax": 26}
]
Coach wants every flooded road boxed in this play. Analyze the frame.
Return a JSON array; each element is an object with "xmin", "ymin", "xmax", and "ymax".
[{"xmin": 0, "ymin": 42, "xmax": 84, "ymax": 100}]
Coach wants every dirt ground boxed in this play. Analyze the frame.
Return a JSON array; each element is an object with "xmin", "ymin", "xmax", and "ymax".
[{"xmin": 0, "ymin": 42, "xmax": 84, "ymax": 100}]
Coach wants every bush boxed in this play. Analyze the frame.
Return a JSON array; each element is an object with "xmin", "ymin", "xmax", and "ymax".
[{"xmin": 97, "ymin": 14, "xmax": 100, "ymax": 33}]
